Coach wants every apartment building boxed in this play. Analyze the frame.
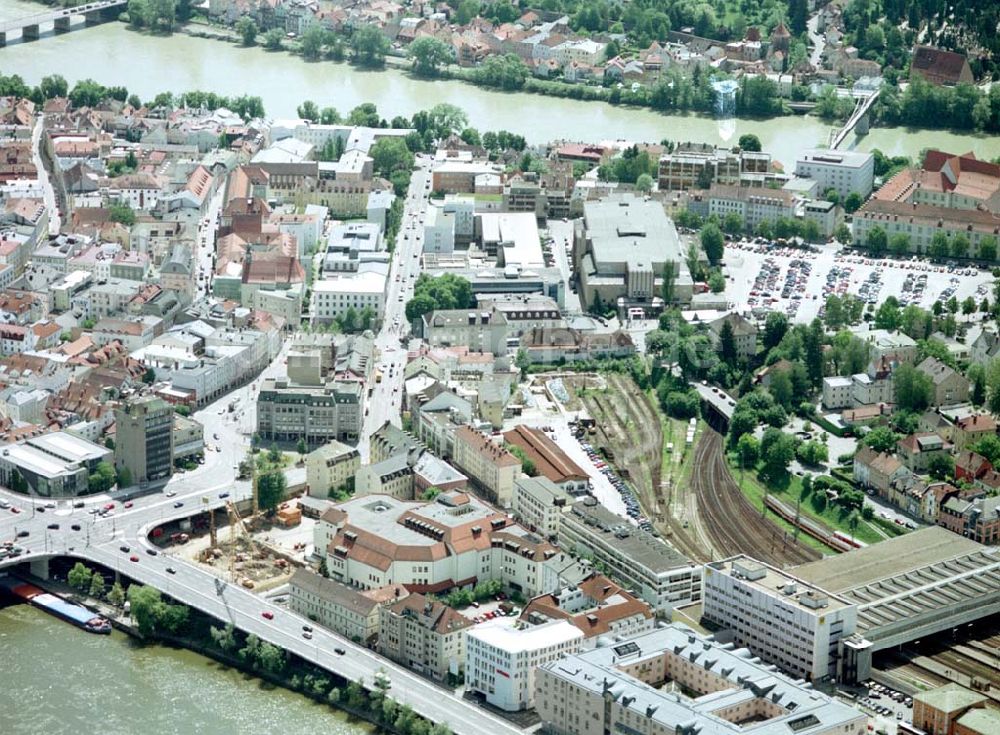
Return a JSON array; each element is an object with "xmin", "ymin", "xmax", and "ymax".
[
  {"xmin": 559, "ymin": 498, "xmax": 701, "ymax": 612},
  {"xmin": 256, "ymin": 377, "xmax": 362, "ymax": 446},
  {"xmin": 702, "ymin": 556, "xmax": 858, "ymax": 682},
  {"xmin": 306, "ymin": 440, "xmax": 361, "ymax": 495},
  {"xmin": 288, "ymin": 568, "xmax": 404, "ymax": 643},
  {"xmin": 466, "ymin": 620, "xmax": 584, "ymax": 711},
  {"xmin": 378, "ymin": 593, "xmax": 472, "ymax": 681},
  {"xmin": 311, "ymin": 271, "xmax": 387, "ymax": 324},
  {"xmin": 452, "ymin": 426, "xmax": 521, "ymax": 507},
  {"xmin": 512, "ymin": 475, "xmax": 574, "ymax": 539},
  {"xmin": 535, "ymin": 625, "xmax": 866, "ymax": 735},
  {"xmin": 689, "ymin": 183, "xmax": 795, "ymax": 231},
  {"xmin": 657, "ymin": 144, "xmax": 771, "ymax": 191},
  {"xmin": 795, "ymin": 149, "xmax": 875, "ymax": 198}
]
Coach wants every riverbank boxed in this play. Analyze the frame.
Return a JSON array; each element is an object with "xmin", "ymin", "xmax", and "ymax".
[
  {"xmin": 21, "ymin": 569, "xmax": 438, "ymax": 735},
  {"xmin": 2, "ymin": 0, "xmax": 999, "ymax": 162}
]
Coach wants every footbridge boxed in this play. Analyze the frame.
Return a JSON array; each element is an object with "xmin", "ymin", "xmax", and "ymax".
[
  {"xmin": 830, "ymin": 89, "xmax": 880, "ymax": 149},
  {"xmin": 0, "ymin": 0, "xmax": 125, "ymax": 44}
]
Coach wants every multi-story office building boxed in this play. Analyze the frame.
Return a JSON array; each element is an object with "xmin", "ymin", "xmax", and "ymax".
[
  {"xmin": 559, "ymin": 498, "xmax": 701, "ymax": 612},
  {"xmin": 657, "ymin": 143, "xmax": 772, "ymax": 191},
  {"xmin": 466, "ymin": 620, "xmax": 583, "ymax": 711},
  {"xmin": 534, "ymin": 625, "xmax": 867, "ymax": 735},
  {"xmin": 512, "ymin": 475, "xmax": 574, "ymax": 539},
  {"xmin": 702, "ymin": 556, "xmax": 858, "ymax": 682},
  {"xmin": 114, "ymin": 395, "xmax": 175, "ymax": 485},
  {"xmin": 795, "ymin": 148, "xmax": 875, "ymax": 198},
  {"xmin": 378, "ymin": 593, "xmax": 472, "ymax": 681},
  {"xmin": 256, "ymin": 377, "xmax": 362, "ymax": 445}
]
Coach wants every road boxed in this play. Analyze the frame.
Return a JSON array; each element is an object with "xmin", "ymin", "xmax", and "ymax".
[
  {"xmin": 357, "ymin": 157, "xmax": 433, "ymax": 462},
  {"xmin": 0, "ymin": 417, "xmax": 522, "ymax": 734},
  {"xmin": 31, "ymin": 114, "xmax": 60, "ymax": 236},
  {"xmin": 807, "ymin": 12, "xmax": 826, "ymax": 68}
]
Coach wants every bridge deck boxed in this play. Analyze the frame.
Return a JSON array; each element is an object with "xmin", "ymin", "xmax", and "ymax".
[{"xmin": 0, "ymin": 0, "xmax": 125, "ymax": 34}]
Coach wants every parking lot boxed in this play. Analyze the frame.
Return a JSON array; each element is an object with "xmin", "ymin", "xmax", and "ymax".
[
  {"xmin": 724, "ymin": 240, "xmax": 995, "ymax": 325},
  {"xmin": 853, "ymin": 680, "xmax": 915, "ymax": 732}
]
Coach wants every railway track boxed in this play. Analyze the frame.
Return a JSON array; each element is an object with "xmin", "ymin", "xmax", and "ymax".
[{"xmin": 691, "ymin": 430, "xmax": 820, "ymax": 567}]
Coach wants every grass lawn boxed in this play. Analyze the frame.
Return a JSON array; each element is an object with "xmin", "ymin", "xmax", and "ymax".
[{"xmin": 729, "ymin": 458, "xmax": 887, "ymax": 546}]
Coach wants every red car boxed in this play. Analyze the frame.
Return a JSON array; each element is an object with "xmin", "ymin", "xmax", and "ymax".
[
  {"xmin": 10, "ymin": 507, "xmax": 19, "ymax": 514},
  {"xmin": 104, "ymin": 503, "xmax": 115, "ymax": 511},
  {"xmin": 129, "ymin": 555, "xmax": 139, "ymax": 562},
  {"xmin": 261, "ymin": 611, "xmax": 274, "ymax": 620},
  {"xmin": 124, "ymin": 502, "xmax": 133, "ymax": 509}
]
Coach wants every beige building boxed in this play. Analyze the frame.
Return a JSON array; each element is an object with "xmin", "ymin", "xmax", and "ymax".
[
  {"xmin": 452, "ymin": 426, "xmax": 521, "ymax": 507},
  {"xmin": 535, "ymin": 625, "xmax": 867, "ymax": 735},
  {"xmin": 288, "ymin": 568, "xmax": 405, "ymax": 643},
  {"xmin": 378, "ymin": 593, "xmax": 472, "ymax": 682},
  {"xmin": 512, "ymin": 475, "xmax": 574, "ymax": 539},
  {"xmin": 306, "ymin": 440, "xmax": 361, "ymax": 496},
  {"xmin": 256, "ymin": 377, "xmax": 363, "ymax": 446}
]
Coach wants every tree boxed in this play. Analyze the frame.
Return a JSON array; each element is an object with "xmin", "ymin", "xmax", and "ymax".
[
  {"xmin": 297, "ymin": 100, "xmax": 319, "ymax": 121},
  {"xmin": 738, "ymin": 133, "xmax": 762, "ymax": 152},
  {"xmin": 236, "ymin": 16, "xmax": 258, "ymax": 46},
  {"xmin": 889, "ymin": 233, "xmax": 910, "ymax": 257},
  {"xmin": 109, "ymin": 202, "xmax": 136, "ymax": 226},
  {"xmin": 350, "ymin": 25, "xmax": 391, "ymax": 67},
  {"xmin": 296, "ymin": 438, "xmax": 308, "ymax": 456},
  {"xmin": 68, "ymin": 562, "xmax": 93, "ymax": 592},
  {"xmin": 409, "ymin": 36, "xmax": 452, "ymax": 76},
  {"xmin": 719, "ymin": 319, "xmax": 737, "ymax": 366},
  {"xmin": 951, "ymin": 234, "xmax": 970, "ymax": 259},
  {"xmin": 833, "ymin": 222, "xmax": 852, "ymax": 244},
  {"xmin": 927, "ymin": 453, "xmax": 955, "ymax": 481},
  {"xmin": 257, "ymin": 470, "xmax": 286, "ymax": 513},
  {"xmin": 760, "ymin": 428, "xmax": 797, "ymax": 481},
  {"xmin": 263, "ymin": 28, "xmax": 284, "ymax": 50},
  {"xmin": 89, "ymin": 571, "xmax": 105, "ymax": 599},
  {"xmin": 866, "ymin": 226, "xmax": 888, "ymax": 256},
  {"xmin": 700, "ymin": 223, "xmax": 724, "ymax": 265},
  {"xmin": 758, "ymin": 313, "xmax": 787, "ymax": 354},
  {"xmin": 636, "ymin": 173, "xmax": 654, "ymax": 193},
  {"xmin": 107, "ymin": 581, "xmax": 126, "ymax": 607},
  {"xmin": 369, "ymin": 137, "xmax": 414, "ymax": 179},
  {"xmin": 845, "ymin": 192, "xmax": 863, "ymax": 214},
  {"xmin": 426, "ymin": 103, "xmax": 469, "ymax": 139},
  {"xmin": 737, "ymin": 434, "xmax": 760, "ymax": 467},
  {"xmin": 454, "ymin": 0, "xmax": 479, "ymax": 24},
  {"xmin": 300, "ymin": 24, "xmax": 328, "ymax": 61},
  {"xmin": 861, "ymin": 426, "xmax": 900, "ymax": 454},
  {"xmin": 708, "ymin": 270, "xmax": 726, "ymax": 293},
  {"xmin": 788, "ymin": 0, "xmax": 808, "ymax": 35},
  {"xmin": 39, "ymin": 74, "xmax": 68, "ymax": 100},
  {"xmin": 978, "ymin": 235, "xmax": 997, "ymax": 262},
  {"xmin": 894, "ymin": 363, "xmax": 933, "ymax": 413},
  {"xmin": 930, "ymin": 231, "xmax": 950, "ymax": 259},
  {"xmin": 256, "ymin": 641, "xmax": 286, "ymax": 674},
  {"xmin": 210, "ymin": 622, "xmax": 238, "ymax": 653}
]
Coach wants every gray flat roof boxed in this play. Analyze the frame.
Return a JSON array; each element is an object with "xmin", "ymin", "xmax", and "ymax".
[
  {"xmin": 565, "ymin": 499, "xmax": 692, "ymax": 573},
  {"xmin": 584, "ymin": 195, "xmax": 682, "ymax": 272},
  {"xmin": 541, "ymin": 624, "xmax": 865, "ymax": 735},
  {"xmin": 791, "ymin": 527, "xmax": 982, "ymax": 592}
]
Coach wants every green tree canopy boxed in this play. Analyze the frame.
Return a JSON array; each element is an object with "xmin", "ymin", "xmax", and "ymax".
[{"xmin": 408, "ymin": 36, "xmax": 453, "ymax": 76}]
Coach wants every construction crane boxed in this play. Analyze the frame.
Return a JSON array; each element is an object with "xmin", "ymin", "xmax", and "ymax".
[{"xmin": 225, "ymin": 500, "xmax": 259, "ymax": 584}]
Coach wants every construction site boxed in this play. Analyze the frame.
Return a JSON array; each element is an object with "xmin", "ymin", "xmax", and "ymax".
[{"xmin": 153, "ymin": 462, "xmax": 311, "ymax": 593}]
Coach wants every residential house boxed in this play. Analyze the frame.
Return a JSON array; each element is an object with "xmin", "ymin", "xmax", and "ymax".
[
  {"xmin": 707, "ymin": 312, "xmax": 757, "ymax": 359},
  {"xmin": 939, "ymin": 495, "xmax": 1000, "ymax": 545},
  {"xmin": 954, "ymin": 450, "xmax": 992, "ymax": 483},
  {"xmin": 854, "ymin": 446, "xmax": 910, "ymax": 495},
  {"xmin": 916, "ymin": 357, "xmax": 969, "ymax": 407},
  {"xmin": 452, "ymin": 425, "xmax": 521, "ymax": 507},
  {"xmin": 896, "ymin": 432, "xmax": 948, "ymax": 473},
  {"xmin": 952, "ymin": 414, "xmax": 997, "ymax": 452},
  {"xmin": 378, "ymin": 593, "xmax": 472, "ymax": 682},
  {"xmin": 910, "ymin": 45, "xmax": 974, "ymax": 86}
]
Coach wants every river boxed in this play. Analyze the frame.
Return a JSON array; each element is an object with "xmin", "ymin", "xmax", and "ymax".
[
  {"xmin": 0, "ymin": 603, "xmax": 372, "ymax": 735},
  {"xmin": 1, "ymin": 0, "xmax": 999, "ymax": 166}
]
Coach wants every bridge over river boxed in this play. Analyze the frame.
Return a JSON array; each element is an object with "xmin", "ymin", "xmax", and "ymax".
[
  {"xmin": 0, "ymin": 0, "xmax": 123, "ymax": 44},
  {"xmin": 0, "ymin": 484, "xmax": 521, "ymax": 735}
]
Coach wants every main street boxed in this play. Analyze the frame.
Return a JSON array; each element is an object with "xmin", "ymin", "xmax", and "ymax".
[
  {"xmin": 0, "ymin": 403, "xmax": 522, "ymax": 735},
  {"xmin": 357, "ymin": 156, "xmax": 433, "ymax": 462}
]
